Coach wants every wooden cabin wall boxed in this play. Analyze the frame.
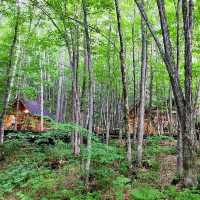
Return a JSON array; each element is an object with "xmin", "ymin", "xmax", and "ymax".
[
  {"xmin": 4, "ymin": 113, "xmax": 50, "ymax": 132},
  {"xmin": 128, "ymin": 116, "xmax": 156, "ymax": 135},
  {"xmin": 128, "ymin": 108, "xmax": 177, "ymax": 135},
  {"xmin": 3, "ymin": 115, "xmax": 15, "ymax": 130}
]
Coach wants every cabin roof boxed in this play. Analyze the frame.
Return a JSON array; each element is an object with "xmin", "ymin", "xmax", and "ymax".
[{"xmin": 14, "ymin": 99, "xmax": 53, "ymax": 118}]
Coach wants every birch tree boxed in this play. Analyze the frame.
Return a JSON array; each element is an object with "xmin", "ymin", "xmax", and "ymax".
[{"xmin": 40, "ymin": 52, "xmax": 44, "ymax": 132}]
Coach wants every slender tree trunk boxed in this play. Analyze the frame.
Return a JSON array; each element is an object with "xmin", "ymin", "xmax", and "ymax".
[
  {"xmin": 63, "ymin": 15, "xmax": 81, "ymax": 154},
  {"xmin": 56, "ymin": 49, "xmax": 65, "ymax": 122},
  {"xmin": 106, "ymin": 93, "xmax": 110, "ymax": 145},
  {"xmin": 80, "ymin": 39, "xmax": 87, "ymax": 128},
  {"xmin": 173, "ymin": 0, "xmax": 183, "ymax": 176},
  {"xmin": 177, "ymin": 117, "xmax": 183, "ymax": 176},
  {"xmin": 40, "ymin": 53, "xmax": 44, "ymax": 132},
  {"xmin": 182, "ymin": 0, "xmax": 197, "ymax": 186},
  {"xmin": 106, "ymin": 24, "xmax": 112, "ymax": 145},
  {"xmin": 7, "ymin": 37, "xmax": 20, "ymax": 103},
  {"xmin": 136, "ymin": 12, "xmax": 148, "ymax": 167},
  {"xmin": 194, "ymin": 80, "xmax": 200, "ymax": 118},
  {"xmin": 82, "ymin": 0, "xmax": 94, "ymax": 186},
  {"xmin": 0, "ymin": 5, "xmax": 19, "ymax": 143},
  {"xmin": 175, "ymin": 0, "xmax": 181, "ymax": 75},
  {"xmin": 114, "ymin": 0, "xmax": 131, "ymax": 164},
  {"xmin": 168, "ymin": 87, "xmax": 173, "ymax": 135},
  {"xmin": 132, "ymin": 19, "xmax": 137, "ymax": 143},
  {"xmin": 72, "ymin": 26, "xmax": 81, "ymax": 155},
  {"xmin": 149, "ymin": 45, "xmax": 154, "ymax": 109},
  {"xmin": 59, "ymin": 83, "xmax": 65, "ymax": 122},
  {"xmin": 135, "ymin": 0, "xmax": 197, "ymax": 186}
]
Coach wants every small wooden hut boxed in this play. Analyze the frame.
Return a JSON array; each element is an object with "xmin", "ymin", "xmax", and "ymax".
[
  {"xmin": 128, "ymin": 106, "xmax": 156, "ymax": 135},
  {"xmin": 3, "ymin": 98, "xmax": 53, "ymax": 132},
  {"xmin": 128, "ymin": 106, "xmax": 177, "ymax": 135}
]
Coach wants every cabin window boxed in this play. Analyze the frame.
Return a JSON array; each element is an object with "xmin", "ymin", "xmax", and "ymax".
[
  {"xmin": 24, "ymin": 109, "xmax": 29, "ymax": 113},
  {"xmin": 11, "ymin": 115, "xmax": 16, "ymax": 125}
]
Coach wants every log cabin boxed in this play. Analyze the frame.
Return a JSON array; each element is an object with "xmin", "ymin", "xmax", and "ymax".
[
  {"xmin": 128, "ymin": 106, "xmax": 177, "ymax": 135},
  {"xmin": 3, "ymin": 98, "xmax": 53, "ymax": 132},
  {"xmin": 128, "ymin": 106, "xmax": 156, "ymax": 135}
]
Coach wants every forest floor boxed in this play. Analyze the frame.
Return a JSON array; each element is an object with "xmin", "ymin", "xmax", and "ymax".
[
  {"xmin": 0, "ymin": 130, "xmax": 200, "ymax": 200},
  {"xmin": 158, "ymin": 153, "xmax": 176, "ymax": 188}
]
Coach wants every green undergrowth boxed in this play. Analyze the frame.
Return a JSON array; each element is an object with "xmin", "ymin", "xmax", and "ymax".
[
  {"xmin": 131, "ymin": 185, "xmax": 200, "ymax": 200},
  {"xmin": 144, "ymin": 135, "xmax": 176, "ymax": 158},
  {"xmin": 0, "ymin": 129, "xmax": 200, "ymax": 200}
]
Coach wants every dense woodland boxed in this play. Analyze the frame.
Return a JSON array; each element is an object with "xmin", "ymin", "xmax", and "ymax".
[{"xmin": 0, "ymin": 0, "xmax": 200, "ymax": 199}]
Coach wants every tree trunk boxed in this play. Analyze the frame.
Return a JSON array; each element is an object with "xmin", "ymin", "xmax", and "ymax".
[
  {"xmin": 182, "ymin": 0, "xmax": 197, "ymax": 187},
  {"xmin": 82, "ymin": 0, "xmax": 94, "ymax": 186},
  {"xmin": 174, "ymin": 0, "xmax": 183, "ymax": 176},
  {"xmin": 175, "ymin": 0, "xmax": 181, "ymax": 74},
  {"xmin": 40, "ymin": 53, "xmax": 44, "ymax": 132},
  {"xmin": 135, "ymin": 0, "xmax": 197, "ymax": 187},
  {"xmin": 149, "ymin": 45, "xmax": 154, "ymax": 109},
  {"xmin": 177, "ymin": 117, "xmax": 183, "ymax": 176},
  {"xmin": 106, "ymin": 24, "xmax": 112, "ymax": 145},
  {"xmin": 168, "ymin": 87, "xmax": 173, "ymax": 135},
  {"xmin": 7, "ymin": 37, "xmax": 20, "ymax": 103},
  {"xmin": 63, "ymin": 15, "xmax": 81, "ymax": 154},
  {"xmin": 80, "ymin": 39, "xmax": 87, "ymax": 128},
  {"xmin": 136, "ymin": 12, "xmax": 148, "ymax": 166},
  {"xmin": 56, "ymin": 49, "xmax": 65, "ymax": 122},
  {"xmin": 72, "ymin": 26, "xmax": 81, "ymax": 155},
  {"xmin": 114, "ymin": 0, "xmax": 131, "ymax": 164},
  {"xmin": 132, "ymin": 18, "xmax": 137, "ymax": 143},
  {"xmin": 0, "ymin": 5, "xmax": 19, "ymax": 143},
  {"xmin": 106, "ymin": 94, "xmax": 111, "ymax": 145}
]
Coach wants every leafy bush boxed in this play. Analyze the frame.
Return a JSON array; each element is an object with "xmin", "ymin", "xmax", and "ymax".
[
  {"xmin": 112, "ymin": 176, "xmax": 131, "ymax": 190},
  {"xmin": 163, "ymin": 186, "xmax": 200, "ymax": 200},
  {"xmin": 89, "ymin": 142, "xmax": 124, "ymax": 165},
  {"xmin": 93, "ymin": 167, "xmax": 115, "ymax": 189},
  {"xmin": 0, "ymin": 162, "xmax": 39, "ymax": 198},
  {"xmin": 119, "ymin": 162, "xmax": 129, "ymax": 175},
  {"xmin": 112, "ymin": 176, "xmax": 131, "ymax": 200},
  {"xmin": 144, "ymin": 136, "xmax": 176, "ymax": 158},
  {"xmin": 131, "ymin": 186, "xmax": 165, "ymax": 200},
  {"xmin": 84, "ymin": 192, "xmax": 102, "ymax": 200},
  {"xmin": 2, "ymin": 139, "xmax": 24, "ymax": 157},
  {"xmin": 136, "ymin": 170, "xmax": 159, "ymax": 185},
  {"xmin": 45, "ymin": 141, "xmax": 72, "ymax": 160}
]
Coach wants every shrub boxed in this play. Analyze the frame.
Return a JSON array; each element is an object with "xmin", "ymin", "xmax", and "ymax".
[
  {"xmin": 45, "ymin": 141, "xmax": 72, "ymax": 161},
  {"xmin": 2, "ymin": 140, "xmax": 24, "ymax": 157},
  {"xmin": 93, "ymin": 167, "xmax": 115, "ymax": 189},
  {"xmin": 163, "ymin": 186, "xmax": 200, "ymax": 200},
  {"xmin": 131, "ymin": 186, "xmax": 165, "ymax": 200}
]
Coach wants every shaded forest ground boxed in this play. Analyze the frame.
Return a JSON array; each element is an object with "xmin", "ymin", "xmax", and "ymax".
[{"xmin": 0, "ymin": 131, "xmax": 200, "ymax": 200}]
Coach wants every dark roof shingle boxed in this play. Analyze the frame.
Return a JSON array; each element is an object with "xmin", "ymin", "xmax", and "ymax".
[{"xmin": 23, "ymin": 100, "xmax": 52, "ymax": 117}]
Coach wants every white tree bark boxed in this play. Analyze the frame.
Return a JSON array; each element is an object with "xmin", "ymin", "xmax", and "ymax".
[
  {"xmin": 40, "ymin": 52, "xmax": 44, "ymax": 132},
  {"xmin": 136, "ymin": 11, "xmax": 148, "ymax": 166},
  {"xmin": 56, "ymin": 49, "xmax": 65, "ymax": 122}
]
